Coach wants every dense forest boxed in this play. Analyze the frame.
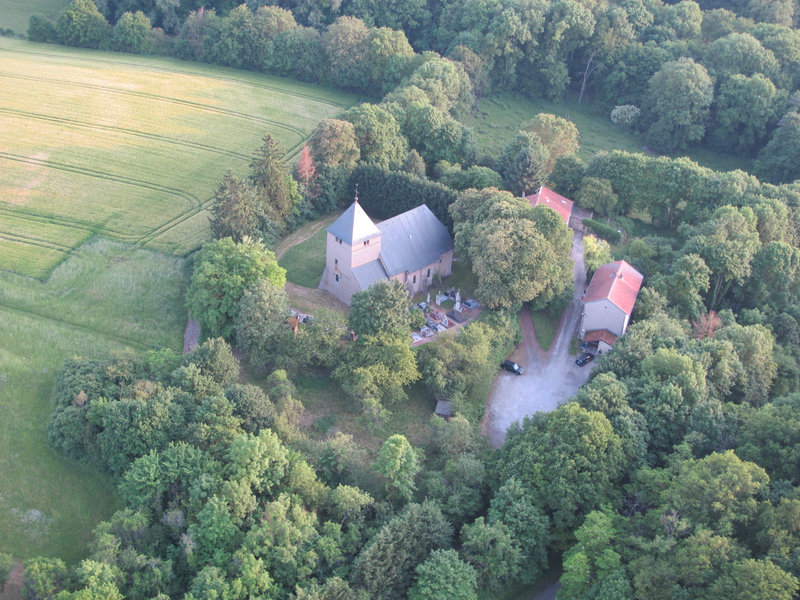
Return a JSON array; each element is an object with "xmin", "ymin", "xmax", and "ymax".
[{"xmin": 8, "ymin": 0, "xmax": 800, "ymax": 598}]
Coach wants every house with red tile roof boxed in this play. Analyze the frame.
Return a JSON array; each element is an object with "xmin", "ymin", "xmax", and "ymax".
[
  {"xmin": 524, "ymin": 186, "xmax": 574, "ymax": 226},
  {"xmin": 579, "ymin": 260, "xmax": 643, "ymax": 353}
]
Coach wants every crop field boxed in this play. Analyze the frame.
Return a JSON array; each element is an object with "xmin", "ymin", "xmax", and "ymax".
[
  {"xmin": 0, "ymin": 37, "xmax": 355, "ymax": 562},
  {"xmin": 0, "ymin": 38, "xmax": 356, "ymax": 279}
]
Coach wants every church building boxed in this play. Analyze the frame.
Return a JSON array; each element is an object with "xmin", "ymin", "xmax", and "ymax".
[{"xmin": 319, "ymin": 200, "xmax": 454, "ymax": 305}]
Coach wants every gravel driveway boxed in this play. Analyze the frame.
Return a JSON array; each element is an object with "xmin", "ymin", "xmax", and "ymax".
[{"xmin": 482, "ymin": 232, "xmax": 595, "ymax": 447}]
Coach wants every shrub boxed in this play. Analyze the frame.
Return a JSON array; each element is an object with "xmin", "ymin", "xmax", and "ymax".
[
  {"xmin": 583, "ymin": 218, "xmax": 622, "ymax": 243},
  {"xmin": 610, "ymin": 105, "xmax": 641, "ymax": 128},
  {"xmin": 28, "ymin": 14, "xmax": 57, "ymax": 42},
  {"xmin": 0, "ymin": 553, "xmax": 14, "ymax": 587}
]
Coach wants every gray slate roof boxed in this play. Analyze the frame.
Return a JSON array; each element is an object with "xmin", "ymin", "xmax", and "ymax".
[
  {"xmin": 378, "ymin": 205, "xmax": 454, "ymax": 276},
  {"xmin": 326, "ymin": 201, "xmax": 381, "ymax": 245},
  {"xmin": 352, "ymin": 259, "xmax": 389, "ymax": 290}
]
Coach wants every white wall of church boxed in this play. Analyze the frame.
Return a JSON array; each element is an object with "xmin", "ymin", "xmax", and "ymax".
[{"xmin": 391, "ymin": 250, "xmax": 454, "ymax": 295}]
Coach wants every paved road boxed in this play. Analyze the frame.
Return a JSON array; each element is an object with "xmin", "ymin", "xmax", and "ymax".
[{"xmin": 483, "ymin": 231, "xmax": 594, "ymax": 447}]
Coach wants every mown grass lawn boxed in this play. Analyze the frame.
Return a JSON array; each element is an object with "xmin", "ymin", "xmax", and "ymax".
[
  {"xmin": 278, "ymin": 224, "xmax": 329, "ymax": 288},
  {"xmin": 0, "ymin": 240, "xmax": 187, "ymax": 562},
  {"xmin": 0, "ymin": 37, "xmax": 355, "ymax": 279},
  {"xmin": 459, "ymin": 91, "xmax": 753, "ymax": 174}
]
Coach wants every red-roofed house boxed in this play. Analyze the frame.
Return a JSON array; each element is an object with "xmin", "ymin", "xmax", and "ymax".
[
  {"xmin": 524, "ymin": 186, "xmax": 574, "ymax": 226},
  {"xmin": 579, "ymin": 260, "xmax": 643, "ymax": 353}
]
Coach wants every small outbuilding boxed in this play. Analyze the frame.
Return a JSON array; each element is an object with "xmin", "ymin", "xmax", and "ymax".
[{"xmin": 434, "ymin": 397, "xmax": 452, "ymax": 420}]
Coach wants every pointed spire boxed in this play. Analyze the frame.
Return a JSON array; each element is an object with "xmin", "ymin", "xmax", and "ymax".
[{"xmin": 326, "ymin": 193, "xmax": 380, "ymax": 245}]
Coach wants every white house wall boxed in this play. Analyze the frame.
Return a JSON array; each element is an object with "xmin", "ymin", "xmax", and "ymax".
[
  {"xmin": 580, "ymin": 300, "xmax": 628, "ymax": 338},
  {"xmin": 319, "ymin": 233, "xmax": 368, "ymax": 304}
]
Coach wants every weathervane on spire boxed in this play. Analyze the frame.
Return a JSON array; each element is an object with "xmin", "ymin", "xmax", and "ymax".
[{"xmin": 354, "ymin": 183, "xmax": 359, "ymax": 203}]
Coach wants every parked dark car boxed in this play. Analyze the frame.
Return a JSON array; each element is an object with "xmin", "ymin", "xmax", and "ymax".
[
  {"xmin": 501, "ymin": 359, "xmax": 524, "ymax": 375},
  {"xmin": 575, "ymin": 352, "xmax": 595, "ymax": 366}
]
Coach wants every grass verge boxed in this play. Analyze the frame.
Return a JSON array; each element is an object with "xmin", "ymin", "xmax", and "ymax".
[
  {"xmin": 0, "ymin": 0, "xmax": 68, "ymax": 35},
  {"xmin": 278, "ymin": 225, "xmax": 328, "ymax": 288},
  {"xmin": 530, "ymin": 306, "xmax": 560, "ymax": 352}
]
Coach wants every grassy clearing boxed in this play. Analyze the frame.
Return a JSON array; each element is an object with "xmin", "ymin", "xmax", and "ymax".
[
  {"xmin": 412, "ymin": 257, "xmax": 479, "ymax": 305},
  {"xmin": 0, "ymin": 0, "xmax": 68, "ymax": 34},
  {"xmin": 531, "ymin": 307, "xmax": 559, "ymax": 351},
  {"xmin": 295, "ymin": 372, "xmax": 435, "ymax": 451},
  {"xmin": 0, "ymin": 240, "xmax": 187, "ymax": 562},
  {"xmin": 278, "ymin": 225, "xmax": 329, "ymax": 288},
  {"xmin": 0, "ymin": 37, "xmax": 355, "ymax": 278},
  {"xmin": 459, "ymin": 91, "xmax": 753, "ymax": 174}
]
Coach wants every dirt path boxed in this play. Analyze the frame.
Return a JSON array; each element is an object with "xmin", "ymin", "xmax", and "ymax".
[
  {"xmin": 285, "ymin": 281, "xmax": 349, "ymax": 316},
  {"xmin": 482, "ymin": 231, "xmax": 594, "ymax": 447},
  {"xmin": 183, "ymin": 317, "xmax": 201, "ymax": 354},
  {"xmin": 521, "ymin": 580, "xmax": 560, "ymax": 600},
  {"xmin": 1, "ymin": 559, "xmax": 24, "ymax": 600}
]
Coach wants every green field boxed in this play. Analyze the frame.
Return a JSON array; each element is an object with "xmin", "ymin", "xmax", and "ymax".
[
  {"xmin": 0, "ymin": 37, "xmax": 355, "ymax": 562},
  {"xmin": 0, "ymin": 0, "xmax": 68, "ymax": 35},
  {"xmin": 0, "ymin": 38, "xmax": 355, "ymax": 278},
  {"xmin": 459, "ymin": 92, "xmax": 754, "ymax": 174},
  {"xmin": 0, "ymin": 239, "xmax": 188, "ymax": 562}
]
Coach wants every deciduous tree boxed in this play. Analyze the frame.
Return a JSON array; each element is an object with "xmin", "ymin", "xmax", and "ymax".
[
  {"xmin": 375, "ymin": 434, "xmax": 422, "ymax": 503},
  {"xmin": 522, "ymin": 113, "xmax": 580, "ymax": 174},
  {"xmin": 57, "ymin": 0, "xmax": 111, "ymax": 49},
  {"xmin": 408, "ymin": 549, "xmax": 478, "ymax": 600},
  {"xmin": 499, "ymin": 403, "xmax": 626, "ymax": 544},
  {"xmin": 460, "ymin": 517, "xmax": 522, "ymax": 590},
  {"xmin": 111, "ymin": 10, "xmax": 151, "ymax": 53},
  {"xmin": 308, "ymin": 119, "xmax": 360, "ymax": 170},
  {"xmin": 349, "ymin": 280, "xmax": 413, "ymax": 337},
  {"xmin": 641, "ymin": 58, "xmax": 714, "ymax": 152},
  {"xmin": 235, "ymin": 279, "xmax": 292, "ymax": 372},
  {"xmin": 186, "ymin": 237, "xmax": 286, "ymax": 338}
]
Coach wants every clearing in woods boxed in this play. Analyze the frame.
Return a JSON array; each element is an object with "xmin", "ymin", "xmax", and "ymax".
[{"xmin": 0, "ymin": 37, "xmax": 356, "ymax": 279}]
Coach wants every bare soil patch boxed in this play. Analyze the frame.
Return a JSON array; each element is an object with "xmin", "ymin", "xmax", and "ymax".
[{"xmin": 1, "ymin": 559, "xmax": 24, "ymax": 600}]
